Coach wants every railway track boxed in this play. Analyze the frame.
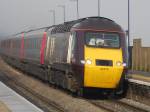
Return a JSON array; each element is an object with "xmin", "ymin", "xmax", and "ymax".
[
  {"xmin": 0, "ymin": 58, "xmax": 150, "ymax": 112},
  {"xmin": 1, "ymin": 68, "xmax": 150, "ymax": 112},
  {"xmin": 0, "ymin": 71, "xmax": 67, "ymax": 112},
  {"xmin": 81, "ymin": 78, "xmax": 150, "ymax": 112},
  {"xmin": 127, "ymin": 78, "xmax": 150, "ymax": 106},
  {"xmin": 90, "ymin": 98, "xmax": 150, "ymax": 112},
  {"xmin": 1, "ymin": 70, "xmax": 150, "ymax": 112},
  {"xmin": 3, "ymin": 73, "xmax": 150, "ymax": 112}
]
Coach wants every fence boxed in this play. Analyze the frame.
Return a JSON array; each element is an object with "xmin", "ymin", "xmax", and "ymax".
[{"xmin": 131, "ymin": 39, "xmax": 150, "ymax": 72}]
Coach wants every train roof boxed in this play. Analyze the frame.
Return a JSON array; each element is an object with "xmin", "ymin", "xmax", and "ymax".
[
  {"xmin": 51, "ymin": 16, "xmax": 123, "ymax": 34},
  {"xmin": 5, "ymin": 16, "xmax": 124, "ymax": 39},
  {"xmin": 25, "ymin": 26, "xmax": 53, "ymax": 33},
  {"xmin": 12, "ymin": 26, "xmax": 54, "ymax": 37}
]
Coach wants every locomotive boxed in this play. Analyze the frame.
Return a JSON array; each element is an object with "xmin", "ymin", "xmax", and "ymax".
[{"xmin": 0, "ymin": 17, "xmax": 128, "ymax": 96}]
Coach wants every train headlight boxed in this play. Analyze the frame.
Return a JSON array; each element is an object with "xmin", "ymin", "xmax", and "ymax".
[
  {"xmin": 80, "ymin": 59, "xmax": 92, "ymax": 65},
  {"xmin": 86, "ymin": 59, "xmax": 92, "ymax": 65},
  {"xmin": 116, "ymin": 61, "xmax": 122, "ymax": 66}
]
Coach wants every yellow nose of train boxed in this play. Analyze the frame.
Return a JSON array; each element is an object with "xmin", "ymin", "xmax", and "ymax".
[{"xmin": 84, "ymin": 46, "xmax": 124, "ymax": 88}]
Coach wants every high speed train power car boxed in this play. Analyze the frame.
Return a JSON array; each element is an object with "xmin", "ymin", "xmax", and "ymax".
[{"xmin": 0, "ymin": 17, "xmax": 128, "ymax": 96}]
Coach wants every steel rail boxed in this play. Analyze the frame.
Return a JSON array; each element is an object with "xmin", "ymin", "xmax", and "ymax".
[
  {"xmin": 0, "ymin": 71, "xmax": 67, "ymax": 112},
  {"xmin": 89, "ymin": 99, "xmax": 150, "ymax": 112}
]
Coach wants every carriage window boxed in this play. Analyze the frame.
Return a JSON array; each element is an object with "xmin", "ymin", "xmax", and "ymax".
[{"xmin": 85, "ymin": 32, "xmax": 120, "ymax": 48}]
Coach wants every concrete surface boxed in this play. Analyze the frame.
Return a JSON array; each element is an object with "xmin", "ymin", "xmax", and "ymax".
[{"xmin": 0, "ymin": 82, "xmax": 43, "ymax": 112}]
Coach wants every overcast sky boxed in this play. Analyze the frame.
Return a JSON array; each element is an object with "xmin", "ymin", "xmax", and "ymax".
[{"xmin": 0, "ymin": 0, "xmax": 149, "ymax": 46}]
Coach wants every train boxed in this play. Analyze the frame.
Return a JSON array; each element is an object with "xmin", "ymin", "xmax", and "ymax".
[{"xmin": 0, "ymin": 17, "xmax": 128, "ymax": 96}]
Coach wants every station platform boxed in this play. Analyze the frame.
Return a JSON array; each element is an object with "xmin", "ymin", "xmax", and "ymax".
[
  {"xmin": 0, "ymin": 81, "xmax": 43, "ymax": 112},
  {"xmin": 128, "ymin": 70, "xmax": 150, "ymax": 86},
  {"xmin": 128, "ymin": 70, "xmax": 150, "ymax": 81}
]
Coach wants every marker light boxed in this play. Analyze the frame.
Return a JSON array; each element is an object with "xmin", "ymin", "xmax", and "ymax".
[
  {"xmin": 86, "ymin": 59, "xmax": 92, "ymax": 65},
  {"xmin": 122, "ymin": 63, "xmax": 127, "ymax": 67},
  {"xmin": 80, "ymin": 60, "xmax": 86, "ymax": 64},
  {"xmin": 116, "ymin": 61, "xmax": 122, "ymax": 66},
  {"xmin": 80, "ymin": 59, "xmax": 92, "ymax": 65}
]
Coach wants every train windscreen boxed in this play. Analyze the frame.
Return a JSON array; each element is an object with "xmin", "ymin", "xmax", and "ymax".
[{"xmin": 85, "ymin": 32, "xmax": 120, "ymax": 48}]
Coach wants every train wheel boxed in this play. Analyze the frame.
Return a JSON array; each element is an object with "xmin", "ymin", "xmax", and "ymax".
[
  {"xmin": 45, "ymin": 69, "xmax": 49, "ymax": 82},
  {"xmin": 67, "ymin": 73, "xmax": 79, "ymax": 93},
  {"xmin": 49, "ymin": 70, "xmax": 55, "ymax": 84},
  {"xmin": 62, "ymin": 75, "xmax": 67, "ymax": 89},
  {"xmin": 116, "ymin": 79, "xmax": 128, "ymax": 98},
  {"xmin": 77, "ymin": 88, "xmax": 84, "ymax": 97},
  {"xmin": 107, "ymin": 90, "xmax": 116, "ymax": 99},
  {"xmin": 55, "ymin": 71, "xmax": 60, "ymax": 86}
]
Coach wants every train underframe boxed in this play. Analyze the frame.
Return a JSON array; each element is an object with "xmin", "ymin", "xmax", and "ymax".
[{"xmin": 1, "ymin": 55, "xmax": 127, "ymax": 97}]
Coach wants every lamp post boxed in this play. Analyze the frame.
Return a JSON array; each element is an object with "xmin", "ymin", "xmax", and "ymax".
[
  {"xmin": 127, "ymin": 0, "xmax": 131, "ymax": 68},
  {"xmin": 128, "ymin": 0, "xmax": 130, "ymax": 46},
  {"xmin": 58, "ymin": 5, "xmax": 66, "ymax": 22},
  {"xmin": 49, "ymin": 10, "xmax": 55, "ymax": 25},
  {"xmin": 98, "ymin": 0, "xmax": 100, "ymax": 16},
  {"xmin": 70, "ymin": 0, "xmax": 79, "ymax": 19}
]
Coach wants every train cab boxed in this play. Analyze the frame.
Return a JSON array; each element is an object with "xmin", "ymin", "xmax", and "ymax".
[{"xmin": 70, "ymin": 17, "xmax": 128, "ymax": 92}]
